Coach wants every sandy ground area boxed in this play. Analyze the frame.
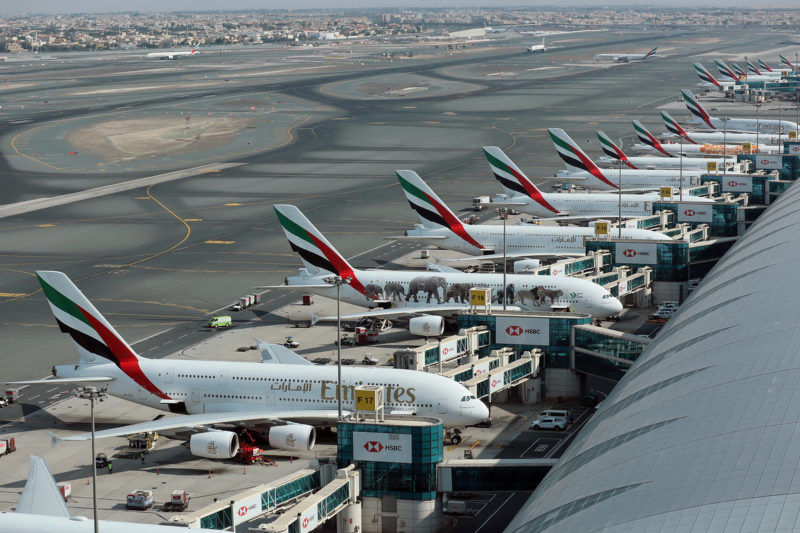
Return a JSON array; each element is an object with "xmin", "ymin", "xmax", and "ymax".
[{"xmin": 66, "ymin": 116, "xmax": 252, "ymax": 161}]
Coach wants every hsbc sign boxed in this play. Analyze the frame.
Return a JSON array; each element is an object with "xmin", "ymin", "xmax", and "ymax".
[
  {"xmin": 721, "ymin": 175, "xmax": 753, "ymax": 193},
  {"xmin": 496, "ymin": 317, "xmax": 549, "ymax": 345},
  {"xmin": 299, "ymin": 505, "xmax": 318, "ymax": 533},
  {"xmin": 439, "ymin": 339, "xmax": 459, "ymax": 362},
  {"xmin": 353, "ymin": 432, "xmax": 412, "ymax": 464},
  {"xmin": 676, "ymin": 202, "xmax": 713, "ymax": 223},
  {"xmin": 489, "ymin": 372, "xmax": 506, "ymax": 393},
  {"xmin": 615, "ymin": 242, "xmax": 658, "ymax": 265},
  {"xmin": 754, "ymin": 155, "xmax": 783, "ymax": 170},
  {"xmin": 232, "ymin": 493, "xmax": 262, "ymax": 526}
]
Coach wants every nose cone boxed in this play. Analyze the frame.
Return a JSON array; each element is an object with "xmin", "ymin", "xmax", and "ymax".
[
  {"xmin": 607, "ymin": 297, "xmax": 623, "ymax": 316},
  {"xmin": 472, "ymin": 400, "xmax": 490, "ymax": 424}
]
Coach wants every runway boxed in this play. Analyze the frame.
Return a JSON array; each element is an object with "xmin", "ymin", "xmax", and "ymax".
[{"xmin": 0, "ymin": 28, "xmax": 787, "ymax": 384}]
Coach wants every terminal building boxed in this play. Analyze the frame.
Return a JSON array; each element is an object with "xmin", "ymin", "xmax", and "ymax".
[{"xmin": 504, "ymin": 155, "xmax": 800, "ymax": 531}]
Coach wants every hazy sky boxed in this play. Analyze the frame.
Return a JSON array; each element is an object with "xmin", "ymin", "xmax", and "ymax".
[{"xmin": 3, "ymin": 0, "xmax": 800, "ymax": 14}]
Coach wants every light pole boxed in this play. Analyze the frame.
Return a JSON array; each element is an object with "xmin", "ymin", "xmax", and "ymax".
[
  {"xmin": 754, "ymin": 102, "xmax": 761, "ymax": 152},
  {"xmin": 721, "ymin": 117, "xmax": 730, "ymax": 178},
  {"xmin": 75, "ymin": 386, "xmax": 108, "ymax": 533},
  {"xmin": 617, "ymin": 159, "xmax": 622, "ymax": 238},
  {"xmin": 498, "ymin": 207, "xmax": 508, "ymax": 311},
  {"xmin": 779, "ymin": 100, "xmax": 783, "ymax": 146},
  {"xmin": 324, "ymin": 275, "xmax": 351, "ymax": 421},
  {"xmin": 679, "ymin": 135, "xmax": 684, "ymax": 201}
]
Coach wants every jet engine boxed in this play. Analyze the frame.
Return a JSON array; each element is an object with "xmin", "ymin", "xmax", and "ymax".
[
  {"xmin": 513, "ymin": 259, "xmax": 541, "ymax": 273},
  {"xmin": 268, "ymin": 424, "xmax": 316, "ymax": 451},
  {"xmin": 409, "ymin": 315, "xmax": 445, "ymax": 337},
  {"xmin": 189, "ymin": 430, "xmax": 239, "ymax": 459}
]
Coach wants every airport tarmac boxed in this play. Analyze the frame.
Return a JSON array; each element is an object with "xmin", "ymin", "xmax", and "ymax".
[{"xmin": 0, "ymin": 31, "xmax": 793, "ymax": 525}]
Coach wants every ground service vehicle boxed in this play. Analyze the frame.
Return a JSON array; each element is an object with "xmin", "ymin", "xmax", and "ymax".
[
  {"xmin": 208, "ymin": 316, "xmax": 232, "ymax": 328},
  {"xmin": 530, "ymin": 417, "xmax": 565, "ymax": 431},
  {"xmin": 126, "ymin": 490, "xmax": 154, "ymax": 510}
]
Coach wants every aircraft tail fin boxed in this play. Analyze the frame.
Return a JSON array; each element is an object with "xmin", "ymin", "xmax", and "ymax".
[
  {"xmin": 681, "ymin": 89, "xmax": 716, "ymax": 129},
  {"xmin": 732, "ymin": 62, "xmax": 747, "ymax": 77},
  {"xmin": 694, "ymin": 63, "xmax": 722, "ymax": 89},
  {"xmin": 396, "ymin": 170, "xmax": 485, "ymax": 250},
  {"xmin": 482, "ymin": 146, "xmax": 562, "ymax": 215},
  {"xmin": 661, "ymin": 111, "xmax": 696, "ymax": 143},
  {"xmin": 16, "ymin": 456, "xmax": 71, "ymax": 518},
  {"xmin": 37, "ymin": 271, "xmax": 143, "ymax": 367},
  {"xmin": 714, "ymin": 58, "xmax": 739, "ymax": 81},
  {"xmin": 633, "ymin": 121, "xmax": 675, "ymax": 157},
  {"xmin": 548, "ymin": 128, "xmax": 618, "ymax": 189},
  {"xmin": 780, "ymin": 54, "xmax": 794, "ymax": 70},
  {"xmin": 746, "ymin": 59, "xmax": 761, "ymax": 75},
  {"xmin": 191, "ymin": 44, "xmax": 199, "ymax": 54},
  {"xmin": 758, "ymin": 58, "xmax": 773, "ymax": 72},
  {"xmin": 596, "ymin": 131, "xmax": 636, "ymax": 168},
  {"xmin": 644, "ymin": 47, "xmax": 657, "ymax": 59}
]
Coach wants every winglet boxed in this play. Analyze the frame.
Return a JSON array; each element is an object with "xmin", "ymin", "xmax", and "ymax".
[
  {"xmin": 482, "ymin": 146, "xmax": 562, "ymax": 215},
  {"xmin": 15, "ymin": 456, "xmax": 71, "ymax": 518},
  {"xmin": 548, "ymin": 128, "xmax": 619, "ymax": 189},
  {"xmin": 596, "ymin": 131, "xmax": 636, "ymax": 168},
  {"xmin": 46, "ymin": 432, "xmax": 62, "ymax": 448},
  {"xmin": 681, "ymin": 89, "xmax": 716, "ymax": 129},
  {"xmin": 633, "ymin": 120, "xmax": 675, "ymax": 157}
]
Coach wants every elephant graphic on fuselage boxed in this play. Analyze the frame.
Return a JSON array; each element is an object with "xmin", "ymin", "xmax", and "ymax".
[
  {"xmin": 384, "ymin": 282, "xmax": 405, "ymax": 302},
  {"xmin": 445, "ymin": 283, "xmax": 472, "ymax": 303},
  {"xmin": 406, "ymin": 276, "xmax": 447, "ymax": 303},
  {"xmin": 364, "ymin": 284, "xmax": 384, "ymax": 300}
]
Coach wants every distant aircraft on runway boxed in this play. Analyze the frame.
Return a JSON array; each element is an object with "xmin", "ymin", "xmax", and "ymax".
[
  {"xmin": 393, "ymin": 169, "xmax": 669, "ymax": 260},
  {"xmin": 481, "ymin": 146, "xmax": 712, "ymax": 221},
  {"xmin": 146, "ymin": 44, "xmax": 199, "ymax": 60},
  {"xmin": 593, "ymin": 47, "xmax": 657, "ymax": 63},
  {"xmin": 527, "ymin": 37, "xmax": 548, "ymax": 53},
  {"xmin": 595, "ymin": 130, "xmax": 730, "ymax": 170}
]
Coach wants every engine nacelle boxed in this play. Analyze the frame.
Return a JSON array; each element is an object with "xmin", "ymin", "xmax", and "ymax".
[
  {"xmin": 189, "ymin": 431, "xmax": 239, "ymax": 459},
  {"xmin": 269, "ymin": 424, "xmax": 315, "ymax": 451},
  {"xmin": 409, "ymin": 315, "xmax": 445, "ymax": 337},
  {"xmin": 513, "ymin": 259, "xmax": 541, "ymax": 273}
]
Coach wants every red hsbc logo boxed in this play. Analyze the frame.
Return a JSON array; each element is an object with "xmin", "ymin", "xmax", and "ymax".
[
  {"xmin": 492, "ymin": 379, "xmax": 499, "ymax": 387},
  {"xmin": 684, "ymin": 209, "xmax": 697, "ymax": 216},
  {"xmin": 760, "ymin": 159, "xmax": 771, "ymax": 165},
  {"xmin": 442, "ymin": 347, "xmax": 449, "ymax": 355},
  {"xmin": 302, "ymin": 518, "xmax": 310, "ymax": 528},
  {"xmin": 505, "ymin": 325, "xmax": 523, "ymax": 336},
  {"xmin": 728, "ymin": 181, "xmax": 739, "ymax": 187},
  {"xmin": 238, "ymin": 506, "xmax": 248, "ymax": 517},
  {"xmin": 364, "ymin": 441, "xmax": 383, "ymax": 453},
  {"xmin": 623, "ymin": 249, "xmax": 637, "ymax": 258}
]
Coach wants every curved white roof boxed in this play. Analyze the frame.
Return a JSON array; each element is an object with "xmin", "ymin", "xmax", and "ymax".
[{"xmin": 506, "ymin": 180, "xmax": 800, "ymax": 532}]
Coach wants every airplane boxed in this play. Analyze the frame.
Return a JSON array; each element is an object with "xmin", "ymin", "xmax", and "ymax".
[
  {"xmin": 527, "ymin": 37, "xmax": 547, "ymax": 53},
  {"xmin": 682, "ymin": 88, "xmax": 799, "ymax": 133},
  {"xmin": 661, "ymin": 111, "xmax": 784, "ymax": 146},
  {"xmin": 9, "ymin": 271, "xmax": 491, "ymax": 458},
  {"xmin": 274, "ymin": 204, "xmax": 623, "ymax": 319},
  {"xmin": 757, "ymin": 57, "xmax": 791, "ymax": 75},
  {"xmin": 1, "ymin": 456, "xmax": 217, "ymax": 532},
  {"xmin": 394, "ymin": 169, "xmax": 670, "ymax": 258},
  {"xmin": 595, "ymin": 130, "xmax": 729, "ymax": 170},
  {"xmin": 593, "ymin": 47, "xmax": 657, "ymax": 63},
  {"xmin": 714, "ymin": 58, "xmax": 775, "ymax": 83},
  {"xmin": 694, "ymin": 63, "xmax": 737, "ymax": 92},
  {"xmin": 481, "ymin": 146, "xmax": 712, "ymax": 221},
  {"xmin": 780, "ymin": 54, "xmax": 796, "ymax": 71},
  {"xmin": 747, "ymin": 59, "xmax": 782, "ymax": 78},
  {"xmin": 145, "ymin": 44, "xmax": 199, "ymax": 60},
  {"xmin": 633, "ymin": 119, "xmax": 779, "ymax": 156},
  {"xmin": 548, "ymin": 128, "xmax": 704, "ymax": 191}
]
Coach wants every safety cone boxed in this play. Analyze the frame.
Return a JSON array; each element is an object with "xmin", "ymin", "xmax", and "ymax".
[
  {"xmin": 243, "ymin": 466, "xmax": 246, "ymax": 475},
  {"xmin": 290, "ymin": 456, "xmax": 293, "ymax": 463},
  {"xmin": 208, "ymin": 470, "xmax": 212, "ymax": 478},
  {"xmin": 87, "ymin": 476, "xmax": 91, "ymax": 485},
  {"xmin": 156, "ymin": 468, "xmax": 160, "ymax": 476}
]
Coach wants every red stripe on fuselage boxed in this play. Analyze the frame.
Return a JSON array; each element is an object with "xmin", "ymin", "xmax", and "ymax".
[
  {"xmin": 307, "ymin": 233, "xmax": 370, "ymax": 297},
  {"xmin": 504, "ymin": 165, "xmax": 560, "ymax": 214},
  {"xmin": 425, "ymin": 193, "xmax": 485, "ymax": 249},
  {"xmin": 79, "ymin": 308, "xmax": 170, "ymax": 399},
  {"xmin": 568, "ymin": 146, "xmax": 619, "ymax": 189}
]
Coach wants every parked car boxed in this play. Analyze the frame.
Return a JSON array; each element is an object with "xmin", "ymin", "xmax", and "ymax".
[
  {"xmin": 361, "ymin": 354, "xmax": 379, "ymax": 365},
  {"xmin": 530, "ymin": 416, "xmax": 565, "ymax": 431}
]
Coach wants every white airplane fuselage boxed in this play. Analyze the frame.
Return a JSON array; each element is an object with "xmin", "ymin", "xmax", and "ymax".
[
  {"xmin": 405, "ymin": 224, "xmax": 669, "ymax": 257},
  {"xmin": 597, "ymin": 155, "xmax": 728, "ymax": 170},
  {"xmin": 494, "ymin": 191, "xmax": 712, "ymax": 219},
  {"xmin": 689, "ymin": 116, "xmax": 798, "ymax": 134},
  {"xmin": 557, "ymin": 168, "xmax": 704, "ymax": 192},
  {"xmin": 287, "ymin": 269, "xmax": 622, "ymax": 318},
  {"xmin": 663, "ymin": 131, "xmax": 783, "ymax": 145},
  {"xmin": 636, "ymin": 143, "xmax": 780, "ymax": 156},
  {"xmin": 53, "ymin": 358, "xmax": 488, "ymax": 427}
]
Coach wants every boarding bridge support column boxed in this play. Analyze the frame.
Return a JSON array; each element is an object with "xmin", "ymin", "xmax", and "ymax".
[{"xmin": 337, "ymin": 501, "xmax": 362, "ymax": 533}]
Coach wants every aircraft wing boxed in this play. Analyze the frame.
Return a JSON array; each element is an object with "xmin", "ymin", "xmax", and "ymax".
[
  {"xmin": 52, "ymin": 409, "xmax": 349, "ymax": 442},
  {"xmin": 5, "ymin": 377, "xmax": 115, "ymax": 386}
]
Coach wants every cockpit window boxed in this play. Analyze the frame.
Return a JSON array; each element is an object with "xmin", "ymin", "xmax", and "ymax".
[
  {"xmin": 602, "ymin": 294, "xmax": 612, "ymax": 299},
  {"xmin": 462, "ymin": 395, "xmax": 477, "ymax": 401}
]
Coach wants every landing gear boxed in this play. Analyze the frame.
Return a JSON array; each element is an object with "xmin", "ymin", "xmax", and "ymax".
[{"xmin": 444, "ymin": 428, "xmax": 462, "ymax": 445}]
